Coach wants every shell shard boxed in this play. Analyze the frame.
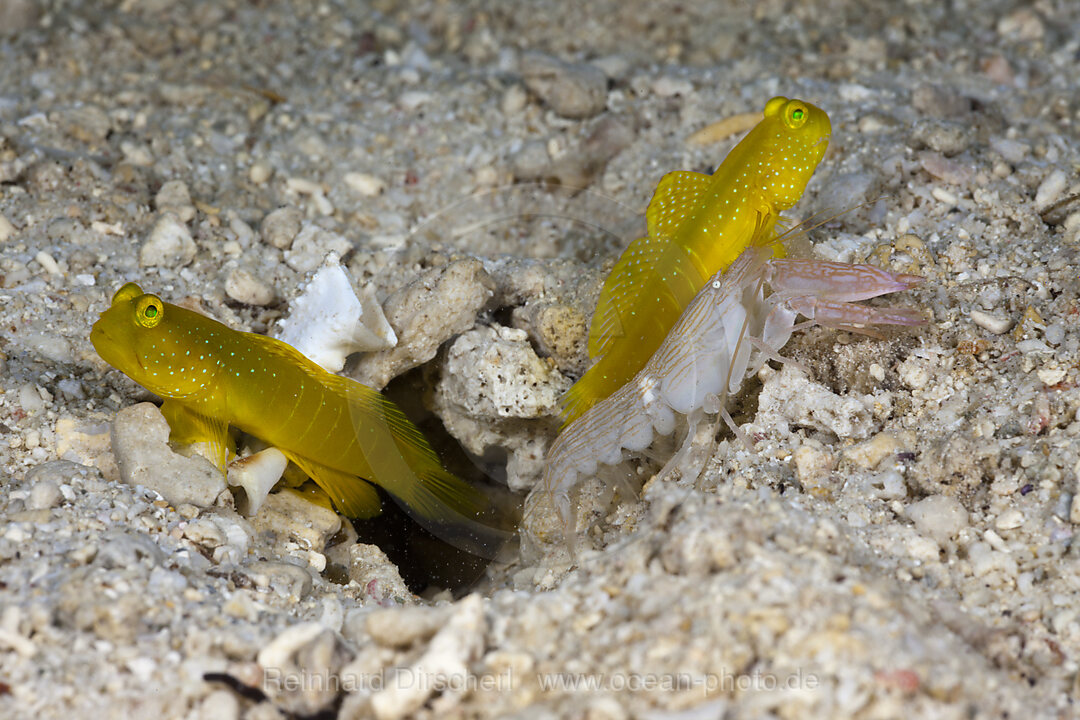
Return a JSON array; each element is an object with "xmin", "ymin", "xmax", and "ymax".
[
  {"xmin": 227, "ymin": 446, "xmax": 289, "ymax": 515},
  {"xmin": 275, "ymin": 253, "xmax": 397, "ymax": 373}
]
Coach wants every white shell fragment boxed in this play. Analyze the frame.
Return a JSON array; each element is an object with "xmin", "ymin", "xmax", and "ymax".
[
  {"xmin": 227, "ymin": 446, "xmax": 288, "ymax": 515},
  {"xmin": 275, "ymin": 253, "xmax": 397, "ymax": 372},
  {"xmin": 969, "ymin": 308, "xmax": 1013, "ymax": 335}
]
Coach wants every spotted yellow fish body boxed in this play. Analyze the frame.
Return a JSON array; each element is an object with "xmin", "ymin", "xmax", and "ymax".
[
  {"xmin": 561, "ymin": 96, "xmax": 831, "ymax": 423},
  {"xmin": 91, "ymin": 282, "xmax": 507, "ymax": 557}
]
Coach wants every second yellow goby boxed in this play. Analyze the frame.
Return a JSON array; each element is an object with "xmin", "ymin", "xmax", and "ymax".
[
  {"xmin": 561, "ymin": 96, "xmax": 831, "ymax": 422},
  {"xmin": 91, "ymin": 282, "xmax": 508, "ymax": 558}
]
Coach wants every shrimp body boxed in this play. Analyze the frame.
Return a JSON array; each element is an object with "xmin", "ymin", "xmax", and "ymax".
[
  {"xmin": 542, "ymin": 246, "xmax": 925, "ymax": 555},
  {"xmin": 561, "ymin": 97, "xmax": 832, "ymax": 423},
  {"xmin": 91, "ymin": 283, "xmax": 508, "ymax": 557}
]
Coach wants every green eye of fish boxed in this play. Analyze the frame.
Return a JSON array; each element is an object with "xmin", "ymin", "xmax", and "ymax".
[
  {"xmin": 785, "ymin": 104, "xmax": 808, "ymax": 129},
  {"xmin": 135, "ymin": 296, "xmax": 164, "ymax": 328}
]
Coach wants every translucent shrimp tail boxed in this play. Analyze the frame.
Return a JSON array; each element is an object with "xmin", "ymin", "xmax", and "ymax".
[{"xmin": 655, "ymin": 407, "xmax": 717, "ymax": 485}]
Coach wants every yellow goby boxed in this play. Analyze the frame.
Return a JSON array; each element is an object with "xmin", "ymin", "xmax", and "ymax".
[
  {"xmin": 561, "ymin": 96, "xmax": 831, "ymax": 423},
  {"xmin": 91, "ymin": 282, "xmax": 508, "ymax": 557}
]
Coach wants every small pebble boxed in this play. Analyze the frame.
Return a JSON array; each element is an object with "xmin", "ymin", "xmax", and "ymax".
[
  {"xmin": 139, "ymin": 214, "xmax": 197, "ymax": 268},
  {"xmin": 250, "ymin": 488, "xmax": 341, "ymax": 553},
  {"xmin": 154, "ymin": 180, "xmax": 196, "ymax": 222},
  {"xmin": 994, "ymin": 509, "xmax": 1024, "ymax": 531},
  {"xmin": 438, "ymin": 325, "xmax": 568, "ymax": 420},
  {"xmin": 183, "ymin": 517, "xmax": 227, "ymax": 549},
  {"xmin": 397, "ymin": 90, "xmax": 432, "ymax": 110},
  {"xmin": 997, "ymin": 7, "xmax": 1045, "ymax": 41},
  {"xmin": 27, "ymin": 479, "xmax": 62, "ymax": 510},
  {"xmin": 286, "ymin": 177, "xmax": 335, "ymax": 216},
  {"xmin": 651, "ymin": 76, "xmax": 693, "ymax": 97},
  {"xmin": 1071, "ymin": 465, "xmax": 1080, "ymax": 523},
  {"xmin": 366, "ymin": 605, "xmax": 447, "ymax": 648},
  {"xmin": 913, "ymin": 119, "xmax": 972, "ymax": 156},
  {"xmin": 283, "ymin": 224, "xmax": 352, "ymax": 274},
  {"xmin": 898, "ymin": 358, "xmax": 929, "ymax": 390},
  {"xmin": 0, "ymin": 213, "xmax": 14, "ymax": 242},
  {"xmin": 793, "ymin": 442, "xmax": 835, "ymax": 495},
  {"xmin": 911, "ymin": 84, "xmax": 970, "ymax": 118},
  {"xmin": 990, "ymin": 136, "xmax": 1029, "ymax": 164},
  {"xmin": 111, "ymin": 403, "xmax": 226, "ymax": 507},
  {"xmin": 22, "ymin": 332, "xmax": 74, "ymax": 364},
  {"xmin": 120, "ymin": 141, "xmax": 154, "ymax": 166},
  {"xmin": 931, "ymin": 187, "xmax": 958, "ymax": 206},
  {"xmin": 907, "ymin": 495, "xmax": 969, "ymax": 544},
  {"xmin": 969, "ymin": 309, "xmax": 1013, "ymax": 335},
  {"xmin": 520, "ymin": 52, "xmax": 607, "ymax": 119},
  {"xmin": 243, "ymin": 560, "xmax": 313, "ymax": 600},
  {"xmin": 59, "ymin": 104, "xmax": 111, "ymax": 144},
  {"xmin": 34, "ymin": 251, "xmax": 62, "ymax": 276},
  {"xmin": 688, "ymin": 111, "xmax": 761, "ymax": 146},
  {"xmin": 1044, "ymin": 323, "xmax": 1065, "ymax": 346},
  {"xmin": 510, "ymin": 140, "xmax": 551, "ymax": 181},
  {"xmin": 1034, "ymin": 169, "xmax": 1067, "ymax": 211},
  {"xmin": 260, "ymin": 206, "xmax": 303, "ymax": 249},
  {"xmin": 982, "ymin": 54, "xmax": 1015, "ymax": 85},
  {"xmin": 968, "ymin": 540, "xmax": 1017, "ymax": 578},
  {"xmin": 343, "ymin": 172, "xmax": 386, "ymax": 197},
  {"xmin": 224, "ymin": 268, "xmax": 276, "ymax": 306},
  {"xmin": 1037, "ymin": 365, "xmax": 1066, "ymax": 386},
  {"xmin": 500, "ymin": 84, "xmax": 528, "ymax": 115},
  {"xmin": 906, "ymin": 535, "xmax": 940, "ymax": 564},
  {"xmin": 873, "ymin": 470, "xmax": 908, "ymax": 500},
  {"xmin": 249, "ymin": 161, "xmax": 274, "ymax": 184},
  {"xmin": 844, "ymin": 432, "xmax": 903, "ymax": 470},
  {"xmin": 285, "ymin": 176, "xmax": 323, "ymax": 195},
  {"xmin": 196, "ymin": 690, "xmax": 240, "ymax": 720},
  {"xmin": 473, "ymin": 165, "xmax": 498, "ymax": 186},
  {"xmin": 208, "ymin": 513, "xmax": 254, "ymax": 565},
  {"xmin": 348, "ymin": 544, "xmax": 413, "ymax": 603},
  {"xmin": 256, "ymin": 622, "xmax": 325, "ymax": 671},
  {"xmin": 918, "ymin": 151, "xmax": 973, "ymax": 185}
]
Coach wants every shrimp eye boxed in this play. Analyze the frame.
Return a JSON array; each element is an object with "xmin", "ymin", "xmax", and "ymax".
[
  {"xmin": 135, "ymin": 295, "xmax": 164, "ymax": 328},
  {"xmin": 784, "ymin": 103, "xmax": 808, "ymax": 129}
]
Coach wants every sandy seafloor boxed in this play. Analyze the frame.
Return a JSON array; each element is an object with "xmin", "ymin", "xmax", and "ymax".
[{"xmin": 2, "ymin": 0, "xmax": 1080, "ymax": 718}]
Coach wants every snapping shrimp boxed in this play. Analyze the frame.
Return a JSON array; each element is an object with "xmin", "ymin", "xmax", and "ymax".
[{"xmin": 540, "ymin": 237, "xmax": 925, "ymax": 557}]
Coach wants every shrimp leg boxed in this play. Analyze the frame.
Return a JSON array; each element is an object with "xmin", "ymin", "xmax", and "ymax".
[
  {"xmin": 655, "ymin": 407, "xmax": 707, "ymax": 484},
  {"xmin": 786, "ymin": 296, "xmax": 926, "ymax": 333}
]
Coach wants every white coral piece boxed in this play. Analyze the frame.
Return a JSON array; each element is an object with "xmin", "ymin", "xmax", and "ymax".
[
  {"xmin": 227, "ymin": 447, "xmax": 289, "ymax": 515},
  {"xmin": 275, "ymin": 252, "xmax": 397, "ymax": 372}
]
